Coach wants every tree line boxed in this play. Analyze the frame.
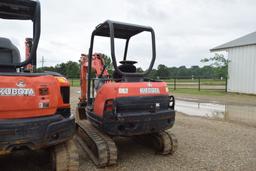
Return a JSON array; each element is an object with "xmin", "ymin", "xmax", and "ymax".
[
  {"xmin": 37, "ymin": 61, "xmax": 80, "ymax": 78},
  {"xmin": 37, "ymin": 53, "xmax": 228, "ymax": 79}
]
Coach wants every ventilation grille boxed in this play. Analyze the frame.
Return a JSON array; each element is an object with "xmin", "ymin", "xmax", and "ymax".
[{"xmin": 60, "ymin": 86, "xmax": 70, "ymax": 104}]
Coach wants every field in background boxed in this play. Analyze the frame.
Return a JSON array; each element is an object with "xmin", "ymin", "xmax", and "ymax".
[
  {"xmin": 69, "ymin": 77, "xmax": 227, "ymax": 96},
  {"xmin": 69, "ymin": 79, "xmax": 80, "ymax": 87},
  {"xmin": 163, "ymin": 78, "xmax": 226, "ymax": 91},
  {"xmin": 163, "ymin": 77, "xmax": 227, "ymax": 95}
]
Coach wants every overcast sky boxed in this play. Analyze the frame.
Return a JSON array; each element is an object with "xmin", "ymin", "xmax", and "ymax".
[{"xmin": 1, "ymin": 0, "xmax": 256, "ymax": 69}]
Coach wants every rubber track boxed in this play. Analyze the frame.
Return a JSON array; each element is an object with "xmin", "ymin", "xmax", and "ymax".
[
  {"xmin": 166, "ymin": 132, "xmax": 178, "ymax": 154},
  {"xmin": 134, "ymin": 131, "xmax": 178, "ymax": 155},
  {"xmin": 158, "ymin": 131, "xmax": 178, "ymax": 155},
  {"xmin": 76, "ymin": 120, "xmax": 117, "ymax": 168},
  {"xmin": 52, "ymin": 140, "xmax": 79, "ymax": 171}
]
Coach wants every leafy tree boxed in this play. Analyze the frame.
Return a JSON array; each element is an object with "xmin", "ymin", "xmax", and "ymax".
[
  {"xmin": 148, "ymin": 69, "xmax": 157, "ymax": 79},
  {"xmin": 101, "ymin": 54, "xmax": 113, "ymax": 75},
  {"xmin": 200, "ymin": 65, "xmax": 214, "ymax": 78},
  {"xmin": 156, "ymin": 64, "xmax": 170, "ymax": 78},
  {"xmin": 168, "ymin": 67, "xmax": 177, "ymax": 78},
  {"xmin": 190, "ymin": 65, "xmax": 200, "ymax": 77},
  {"xmin": 55, "ymin": 63, "xmax": 66, "ymax": 76},
  {"xmin": 176, "ymin": 66, "xmax": 190, "ymax": 77},
  {"xmin": 36, "ymin": 53, "xmax": 231, "ymax": 81},
  {"xmin": 64, "ymin": 61, "xmax": 80, "ymax": 78},
  {"xmin": 37, "ymin": 66, "xmax": 56, "ymax": 73},
  {"xmin": 201, "ymin": 53, "xmax": 229, "ymax": 78},
  {"xmin": 136, "ymin": 67, "xmax": 144, "ymax": 73},
  {"xmin": 38, "ymin": 61, "xmax": 80, "ymax": 78}
]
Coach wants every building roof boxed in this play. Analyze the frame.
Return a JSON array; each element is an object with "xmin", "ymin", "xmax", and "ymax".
[{"xmin": 210, "ymin": 31, "xmax": 256, "ymax": 52}]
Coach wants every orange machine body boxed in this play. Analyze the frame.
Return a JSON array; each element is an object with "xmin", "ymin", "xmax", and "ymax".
[
  {"xmin": 0, "ymin": 0, "xmax": 75, "ymax": 155},
  {"xmin": 0, "ymin": 75, "xmax": 70, "ymax": 119},
  {"xmin": 78, "ymin": 53, "xmax": 175, "ymax": 136},
  {"xmin": 78, "ymin": 53, "xmax": 171, "ymax": 117},
  {"xmin": 93, "ymin": 81, "xmax": 169, "ymax": 117}
]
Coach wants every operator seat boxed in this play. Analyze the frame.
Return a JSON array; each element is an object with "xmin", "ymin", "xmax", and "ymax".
[
  {"xmin": 113, "ymin": 60, "xmax": 137, "ymax": 81},
  {"xmin": 0, "ymin": 37, "xmax": 21, "ymax": 72}
]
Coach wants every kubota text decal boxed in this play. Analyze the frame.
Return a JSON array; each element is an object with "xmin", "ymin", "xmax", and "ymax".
[
  {"xmin": 0, "ymin": 88, "xmax": 35, "ymax": 96},
  {"xmin": 140, "ymin": 88, "xmax": 160, "ymax": 94}
]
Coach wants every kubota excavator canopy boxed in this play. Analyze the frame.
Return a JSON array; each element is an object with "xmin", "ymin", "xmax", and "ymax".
[
  {"xmin": 0, "ymin": 0, "xmax": 38, "ymax": 20},
  {"xmin": 94, "ymin": 20, "xmax": 153, "ymax": 39}
]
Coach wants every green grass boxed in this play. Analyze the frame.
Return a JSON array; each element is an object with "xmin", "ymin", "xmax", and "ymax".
[
  {"xmin": 168, "ymin": 88, "xmax": 226, "ymax": 96},
  {"xmin": 164, "ymin": 78, "xmax": 226, "ymax": 93},
  {"xmin": 163, "ymin": 79, "xmax": 225, "ymax": 84},
  {"xmin": 69, "ymin": 78, "xmax": 227, "ymax": 97},
  {"xmin": 69, "ymin": 79, "xmax": 80, "ymax": 87}
]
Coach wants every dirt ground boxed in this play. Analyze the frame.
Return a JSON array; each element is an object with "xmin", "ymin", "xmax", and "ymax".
[
  {"xmin": 0, "ymin": 87, "xmax": 255, "ymax": 171},
  {"xmin": 72, "ymin": 87, "xmax": 256, "ymax": 171},
  {"xmin": 76, "ymin": 114, "xmax": 256, "ymax": 171},
  {"xmin": 172, "ymin": 91, "xmax": 256, "ymax": 106}
]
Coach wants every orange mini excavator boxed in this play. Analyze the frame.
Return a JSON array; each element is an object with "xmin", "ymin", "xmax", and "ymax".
[
  {"xmin": 76, "ymin": 20, "xmax": 177, "ymax": 167},
  {"xmin": 0, "ymin": 1, "xmax": 78, "ymax": 170}
]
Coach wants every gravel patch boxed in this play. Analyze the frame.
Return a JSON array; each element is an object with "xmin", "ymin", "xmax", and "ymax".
[
  {"xmin": 1, "ymin": 87, "xmax": 255, "ymax": 171},
  {"xmin": 71, "ymin": 87, "xmax": 256, "ymax": 171}
]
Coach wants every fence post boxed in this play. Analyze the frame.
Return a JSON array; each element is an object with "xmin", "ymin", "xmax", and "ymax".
[
  {"xmin": 198, "ymin": 77, "xmax": 201, "ymax": 91},
  {"xmin": 174, "ymin": 78, "xmax": 176, "ymax": 90},
  {"xmin": 225, "ymin": 77, "xmax": 228, "ymax": 92},
  {"xmin": 71, "ymin": 78, "xmax": 74, "ymax": 87}
]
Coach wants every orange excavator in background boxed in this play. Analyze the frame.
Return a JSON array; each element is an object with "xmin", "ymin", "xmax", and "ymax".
[
  {"xmin": 77, "ymin": 53, "xmax": 111, "ymax": 120},
  {"xmin": 79, "ymin": 53, "xmax": 110, "ymax": 106},
  {"xmin": 0, "ymin": 1, "xmax": 78, "ymax": 170},
  {"xmin": 76, "ymin": 20, "xmax": 178, "ymax": 167}
]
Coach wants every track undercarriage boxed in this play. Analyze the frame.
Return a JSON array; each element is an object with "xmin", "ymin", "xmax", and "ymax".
[
  {"xmin": 52, "ymin": 140, "xmax": 79, "ymax": 171},
  {"xmin": 75, "ymin": 110, "xmax": 178, "ymax": 168},
  {"xmin": 76, "ymin": 120, "xmax": 117, "ymax": 167}
]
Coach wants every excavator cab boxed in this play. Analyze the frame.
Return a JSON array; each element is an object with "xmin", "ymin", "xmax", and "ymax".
[
  {"xmin": 112, "ymin": 60, "xmax": 138, "ymax": 81},
  {"xmin": 0, "ymin": 37, "xmax": 21, "ymax": 72},
  {"xmin": 0, "ymin": 0, "xmax": 40, "ymax": 72},
  {"xmin": 76, "ymin": 20, "xmax": 177, "ymax": 167},
  {"xmin": 87, "ymin": 20, "xmax": 156, "ymax": 84}
]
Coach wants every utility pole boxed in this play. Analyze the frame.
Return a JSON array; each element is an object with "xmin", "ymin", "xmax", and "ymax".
[{"xmin": 40, "ymin": 56, "xmax": 45, "ymax": 68}]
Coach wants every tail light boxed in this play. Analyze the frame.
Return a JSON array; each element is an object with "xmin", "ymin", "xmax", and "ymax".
[
  {"xmin": 166, "ymin": 86, "xmax": 169, "ymax": 93},
  {"xmin": 56, "ymin": 77, "xmax": 69, "ymax": 84},
  {"xmin": 104, "ymin": 99, "xmax": 116, "ymax": 113},
  {"xmin": 39, "ymin": 87, "xmax": 49, "ymax": 95}
]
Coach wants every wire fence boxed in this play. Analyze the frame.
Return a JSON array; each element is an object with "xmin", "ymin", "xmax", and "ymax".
[
  {"xmin": 69, "ymin": 76, "xmax": 228, "ymax": 92},
  {"xmin": 161, "ymin": 76, "xmax": 227, "ymax": 92},
  {"xmin": 69, "ymin": 78, "xmax": 80, "ymax": 87}
]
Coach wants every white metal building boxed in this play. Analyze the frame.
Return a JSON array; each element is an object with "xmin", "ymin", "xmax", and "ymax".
[{"xmin": 211, "ymin": 32, "xmax": 256, "ymax": 94}]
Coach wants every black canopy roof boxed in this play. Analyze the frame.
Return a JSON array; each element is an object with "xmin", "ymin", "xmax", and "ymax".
[
  {"xmin": 0, "ymin": 0, "xmax": 38, "ymax": 20},
  {"xmin": 93, "ymin": 20, "xmax": 153, "ymax": 39}
]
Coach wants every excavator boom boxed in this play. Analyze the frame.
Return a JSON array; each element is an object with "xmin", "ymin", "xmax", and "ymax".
[{"xmin": 79, "ymin": 53, "xmax": 109, "ymax": 103}]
